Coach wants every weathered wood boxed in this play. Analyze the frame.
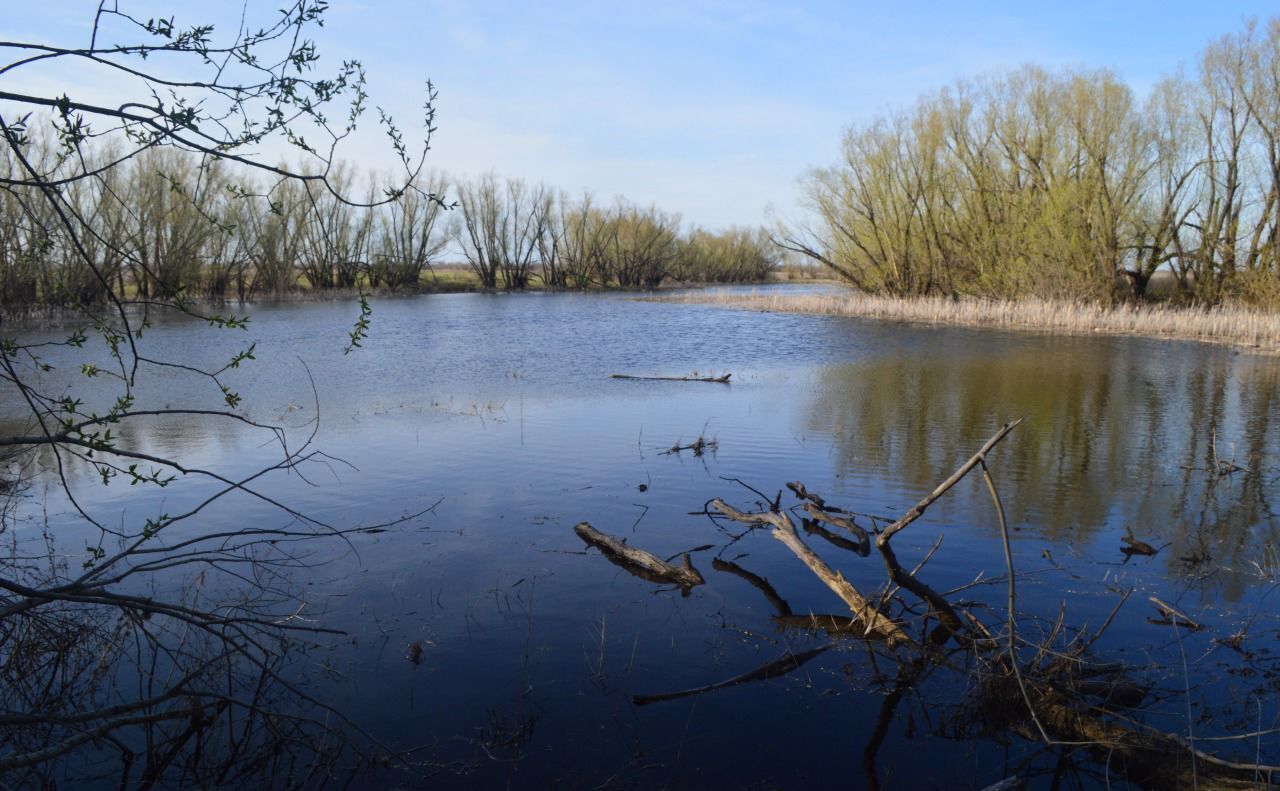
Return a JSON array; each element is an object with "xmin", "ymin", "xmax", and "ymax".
[
  {"xmin": 877, "ymin": 419, "xmax": 1022, "ymax": 547},
  {"xmin": 1147, "ymin": 596, "xmax": 1202, "ymax": 630},
  {"xmin": 632, "ymin": 644, "xmax": 832, "ymax": 706},
  {"xmin": 710, "ymin": 499, "xmax": 912, "ymax": 647},
  {"xmin": 800, "ymin": 517, "xmax": 868, "ymax": 555},
  {"xmin": 574, "ymin": 522, "xmax": 705, "ymax": 590},
  {"xmin": 802, "ymin": 503, "xmax": 870, "ymax": 556},
  {"xmin": 786, "ymin": 480, "xmax": 830, "ymax": 510},
  {"xmin": 610, "ymin": 372, "xmax": 731, "ymax": 383}
]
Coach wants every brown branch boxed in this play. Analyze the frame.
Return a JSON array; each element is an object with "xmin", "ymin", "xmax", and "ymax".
[
  {"xmin": 710, "ymin": 499, "xmax": 913, "ymax": 647},
  {"xmin": 801, "ymin": 503, "xmax": 870, "ymax": 556},
  {"xmin": 574, "ymin": 522, "xmax": 705, "ymax": 591},
  {"xmin": 877, "ymin": 419, "xmax": 1022, "ymax": 547}
]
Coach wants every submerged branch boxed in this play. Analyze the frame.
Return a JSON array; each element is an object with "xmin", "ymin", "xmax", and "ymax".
[
  {"xmin": 710, "ymin": 499, "xmax": 912, "ymax": 646},
  {"xmin": 632, "ymin": 644, "xmax": 832, "ymax": 706}
]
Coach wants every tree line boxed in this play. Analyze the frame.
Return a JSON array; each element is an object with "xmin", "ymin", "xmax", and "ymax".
[
  {"xmin": 0, "ymin": 141, "xmax": 776, "ymax": 307},
  {"xmin": 784, "ymin": 17, "xmax": 1280, "ymax": 306}
]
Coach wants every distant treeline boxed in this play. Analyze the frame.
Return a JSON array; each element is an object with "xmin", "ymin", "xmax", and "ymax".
[
  {"xmin": 0, "ymin": 144, "xmax": 777, "ymax": 306},
  {"xmin": 785, "ymin": 18, "xmax": 1280, "ymax": 306}
]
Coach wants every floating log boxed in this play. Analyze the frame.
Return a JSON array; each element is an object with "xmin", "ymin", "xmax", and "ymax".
[
  {"xmin": 632, "ymin": 644, "xmax": 832, "ymax": 706},
  {"xmin": 574, "ymin": 522, "xmax": 705, "ymax": 592},
  {"xmin": 610, "ymin": 372, "xmax": 731, "ymax": 383}
]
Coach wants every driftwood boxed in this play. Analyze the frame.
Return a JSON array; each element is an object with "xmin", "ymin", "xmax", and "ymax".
[
  {"xmin": 632, "ymin": 644, "xmax": 832, "ymax": 706},
  {"xmin": 801, "ymin": 503, "xmax": 870, "ymax": 556},
  {"xmin": 710, "ymin": 499, "xmax": 913, "ymax": 647},
  {"xmin": 1147, "ymin": 595, "xmax": 1203, "ymax": 630},
  {"xmin": 786, "ymin": 481, "xmax": 831, "ymax": 510},
  {"xmin": 574, "ymin": 522, "xmax": 705, "ymax": 592},
  {"xmin": 585, "ymin": 420, "xmax": 1280, "ymax": 786},
  {"xmin": 800, "ymin": 518, "xmax": 867, "ymax": 555},
  {"xmin": 877, "ymin": 420, "xmax": 1022, "ymax": 547},
  {"xmin": 610, "ymin": 372, "xmax": 731, "ymax": 383}
]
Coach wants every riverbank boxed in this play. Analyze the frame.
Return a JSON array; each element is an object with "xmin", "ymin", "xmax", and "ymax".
[
  {"xmin": 2, "ymin": 269, "xmax": 805, "ymax": 330},
  {"xmin": 655, "ymin": 289, "xmax": 1280, "ymax": 351}
]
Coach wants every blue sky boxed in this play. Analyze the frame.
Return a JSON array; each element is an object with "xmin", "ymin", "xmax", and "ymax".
[{"xmin": 5, "ymin": 2, "xmax": 1279, "ymax": 230}]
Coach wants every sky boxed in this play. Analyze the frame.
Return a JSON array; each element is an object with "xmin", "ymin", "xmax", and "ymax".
[{"xmin": 4, "ymin": 1, "xmax": 1280, "ymax": 231}]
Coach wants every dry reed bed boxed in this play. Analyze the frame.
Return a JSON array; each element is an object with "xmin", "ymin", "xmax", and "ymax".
[{"xmin": 657, "ymin": 291, "xmax": 1280, "ymax": 350}]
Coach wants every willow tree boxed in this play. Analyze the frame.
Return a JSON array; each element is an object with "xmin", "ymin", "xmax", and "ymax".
[{"xmin": 785, "ymin": 18, "xmax": 1280, "ymax": 306}]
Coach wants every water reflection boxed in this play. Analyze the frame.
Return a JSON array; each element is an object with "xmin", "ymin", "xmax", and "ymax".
[
  {"xmin": 808, "ymin": 331, "xmax": 1280, "ymax": 599},
  {"xmin": 8, "ymin": 292, "xmax": 1280, "ymax": 787}
]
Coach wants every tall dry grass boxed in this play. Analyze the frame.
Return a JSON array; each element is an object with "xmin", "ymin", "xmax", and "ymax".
[{"xmin": 657, "ymin": 290, "xmax": 1280, "ymax": 350}]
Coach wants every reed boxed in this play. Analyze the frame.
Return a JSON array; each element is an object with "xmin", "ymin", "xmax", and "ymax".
[{"xmin": 657, "ymin": 290, "xmax": 1280, "ymax": 350}]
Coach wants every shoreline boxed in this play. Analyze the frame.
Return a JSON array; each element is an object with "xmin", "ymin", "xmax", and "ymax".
[
  {"xmin": 653, "ymin": 290, "xmax": 1280, "ymax": 353},
  {"xmin": 0, "ymin": 278, "xmax": 788, "ymax": 331}
]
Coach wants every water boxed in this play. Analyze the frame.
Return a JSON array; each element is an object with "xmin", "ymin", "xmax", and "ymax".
[{"xmin": 5, "ymin": 289, "xmax": 1280, "ymax": 788}]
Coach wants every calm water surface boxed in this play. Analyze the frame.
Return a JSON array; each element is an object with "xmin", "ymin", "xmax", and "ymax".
[{"xmin": 7, "ymin": 288, "xmax": 1280, "ymax": 788}]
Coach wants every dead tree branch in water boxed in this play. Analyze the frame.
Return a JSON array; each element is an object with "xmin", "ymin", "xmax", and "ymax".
[
  {"xmin": 574, "ymin": 522, "xmax": 705, "ymax": 593},
  {"xmin": 586, "ymin": 419, "xmax": 1280, "ymax": 788},
  {"xmin": 632, "ymin": 644, "xmax": 832, "ymax": 706},
  {"xmin": 610, "ymin": 372, "xmax": 731, "ymax": 383}
]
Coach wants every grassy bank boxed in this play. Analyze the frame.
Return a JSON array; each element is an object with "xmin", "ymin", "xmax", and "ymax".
[{"xmin": 656, "ymin": 290, "xmax": 1280, "ymax": 351}]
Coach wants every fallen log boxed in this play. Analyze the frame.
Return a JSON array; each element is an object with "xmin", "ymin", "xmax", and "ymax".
[
  {"xmin": 574, "ymin": 522, "xmax": 705, "ymax": 592},
  {"xmin": 710, "ymin": 499, "xmax": 913, "ymax": 647},
  {"xmin": 632, "ymin": 644, "xmax": 832, "ymax": 706},
  {"xmin": 610, "ymin": 372, "xmax": 731, "ymax": 383}
]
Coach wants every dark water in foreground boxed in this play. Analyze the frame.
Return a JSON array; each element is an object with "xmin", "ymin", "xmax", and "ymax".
[{"xmin": 6, "ymin": 288, "xmax": 1280, "ymax": 788}]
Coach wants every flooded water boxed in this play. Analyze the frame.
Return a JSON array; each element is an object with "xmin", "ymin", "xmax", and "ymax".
[{"xmin": 6, "ymin": 288, "xmax": 1280, "ymax": 788}]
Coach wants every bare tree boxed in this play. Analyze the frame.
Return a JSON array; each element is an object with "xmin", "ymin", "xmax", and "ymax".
[
  {"xmin": 454, "ymin": 172, "xmax": 503, "ymax": 288},
  {"xmin": 371, "ymin": 171, "xmax": 449, "ymax": 289},
  {"xmin": 0, "ymin": 3, "xmax": 440, "ymax": 784}
]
